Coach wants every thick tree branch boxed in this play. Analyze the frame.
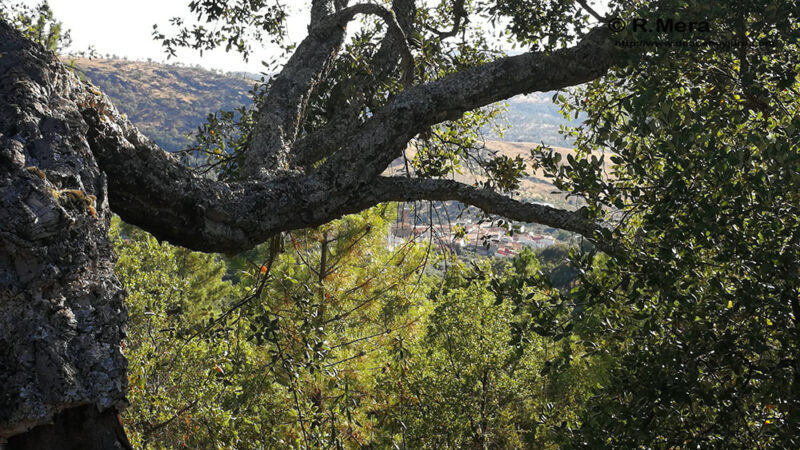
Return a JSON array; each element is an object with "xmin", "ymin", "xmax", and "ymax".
[
  {"xmin": 297, "ymin": 26, "xmax": 627, "ymax": 172},
  {"xmin": 316, "ymin": 25, "xmax": 627, "ymax": 188},
  {"xmin": 290, "ymin": 0, "xmax": 417, "ymax": 170},
  {"xmin": 310, "ymin": 0, "xmax": 338, "ymax": 25},
  {"xmin": 81, "ymin": 100, "xmax": 316, "ymax": 254},
  {"xmin": 85, "ymin": 25, "xmax": 626, "ymax": 255},
  {"xmin": 338, "ymin": 2, "xmax": 415, "ymax": 86},
  {"xmin": 244, "ymin": 3, "xmax": 414, "ymax": 176},
  {"xmin": 81, "ymin": 87, "xmax": 617, "ymax": 255},
  {"xmin": 373, "ymin": 0, "xmax": 417, "ymax": 74},
  {"xmin": 291, "ymin": 108, "xmax": 359, "ymax": 169},
  {"xmin": 243, "ymin": 6, "xmax": 349, "ymax": 176},
  {"xmin": 0, "ymin": 16, "xmax": 628, "ymax": 257}
]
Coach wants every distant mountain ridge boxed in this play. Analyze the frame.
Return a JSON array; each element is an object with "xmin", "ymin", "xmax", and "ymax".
[
  {"xmin": 68, "ymin": 57, "xmax": 255, "ymax": 152},
  {"xmin": 499, "ymin": 92, "xmax": 577, "ymax": 146},
  {"xmin": 69, "ymin": 58, "xmax": 575, "ymax": 152}
]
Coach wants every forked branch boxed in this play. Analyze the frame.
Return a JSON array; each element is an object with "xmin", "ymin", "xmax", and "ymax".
[{"xmin": 244, "ymin": 3, "xmax": 414, "ymax": 176}]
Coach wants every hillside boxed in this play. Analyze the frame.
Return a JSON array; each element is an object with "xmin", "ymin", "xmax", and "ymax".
[
  {"xmin": 498, "ymin": 93, "xmax": 577, "ymax": 145},
  {"xmin": 66, "ymin": 57, "xmax": 254, "ymax": 152}
]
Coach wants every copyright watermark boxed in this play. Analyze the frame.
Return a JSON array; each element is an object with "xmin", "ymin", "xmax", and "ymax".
[
  {"xmin": 607, "ymin": 16, "xmax": 778, "ymax": 49},
  {"xmin": 613, "ymin": 39, "xmax": 778, "ymax": 49},
  {"xmin": 607, "ymin": 18, "xmax": 626, "ymax": 33},
  {"xmin": 607, "ymin": 17, "xmax": 712, "ymax": 33}
]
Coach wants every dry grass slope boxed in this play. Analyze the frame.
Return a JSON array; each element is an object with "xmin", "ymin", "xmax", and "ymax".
[{"xmin": 64, "ymin": 57, "xmax": 254, "ymax": 151}]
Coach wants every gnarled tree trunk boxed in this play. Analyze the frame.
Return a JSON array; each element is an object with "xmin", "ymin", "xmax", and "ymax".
[{"xmin": 0, "ymin": 21, "xmax": 129, "ymax": 448}]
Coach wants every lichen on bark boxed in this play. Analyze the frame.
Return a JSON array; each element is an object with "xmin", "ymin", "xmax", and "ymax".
[{"xmin": 0, "ymin": 21, "xmax": 127, "ymax": 438}]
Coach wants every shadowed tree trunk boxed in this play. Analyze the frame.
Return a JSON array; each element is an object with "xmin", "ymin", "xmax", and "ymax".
[
  {"xmin": 0, "ymin": 0, "xmax": 628, "ymax": 443},
  {"xmin": 6, "ymin": 406, "xmax": 132, "ymax": 450}
]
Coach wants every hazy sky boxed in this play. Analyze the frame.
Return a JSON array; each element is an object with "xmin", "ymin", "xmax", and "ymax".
[{"xmin": 23, "ymin": 0, "xmax": 310, "ymax": 73}]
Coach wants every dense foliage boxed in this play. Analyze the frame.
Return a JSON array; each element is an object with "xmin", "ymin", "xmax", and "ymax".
[
  {"xmin": 530, "ymin": 0, "xmax": 800, "ymax": 446},
  {"xmin": 112, "ymin": 210, "xmax": 600, "ymax": 448}
]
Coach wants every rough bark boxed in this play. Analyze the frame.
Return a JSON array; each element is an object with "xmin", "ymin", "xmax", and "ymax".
[
  {"xmin": 0, "ymin": 2, "xmax": 629, "ymax": 439},
  {"xmin": 81, "ymin": 27, "xmax": 623, "ymax": 255},
  {"xmin": 0, "ymin": 21, "xmax": 127, "ymax": 438}
]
